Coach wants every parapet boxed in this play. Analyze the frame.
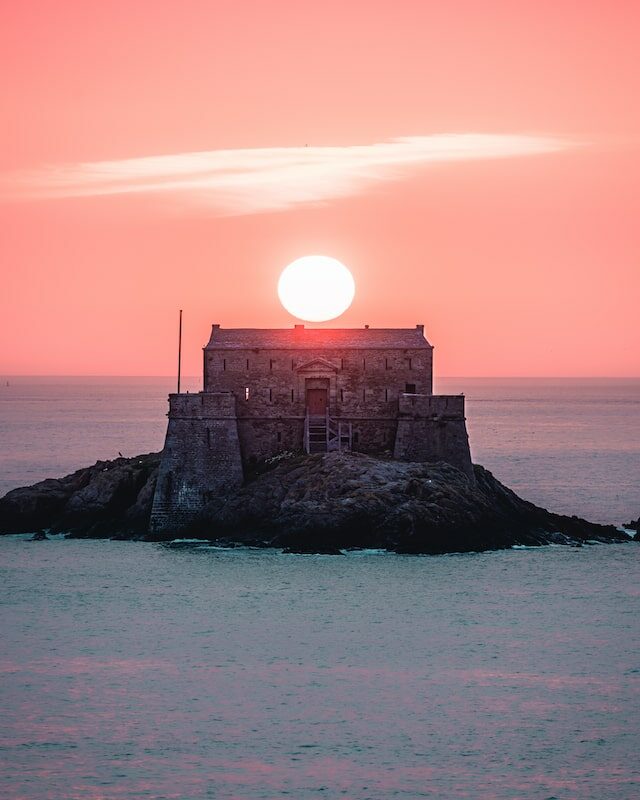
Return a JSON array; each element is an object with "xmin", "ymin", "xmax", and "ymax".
[
  {"xmin": 168, "ymin": 391, "xmax": 237, "ymax": 418},
  {"xmin": 398, "ymin": 393, "xmax": 465, "ymax": 418}
]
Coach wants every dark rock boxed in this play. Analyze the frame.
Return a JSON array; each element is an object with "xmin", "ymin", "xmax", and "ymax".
[
  {"xmin": 0, "ymin": 453, "xmax": 161, "ymax": 537},
  {"xmin": 29, "ymin": 530, "xmax": 49, "ymax": 541},
  {"xmin": 623, "ymin": 517, "xmax": 639, "ymax": 533},
  {"xmin": 0, "ymin": 450, "xmax": 630, "ymax": 554}
]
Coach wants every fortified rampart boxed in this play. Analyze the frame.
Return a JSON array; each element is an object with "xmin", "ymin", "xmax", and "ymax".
[
  {"xmin": 149, "ymin": 392, "xmax": 243, "ymax": 532},
  {"xmin": 150, "ymin": 324, "xmax": 474, "ymax": 533},
  {"xmin": 394, "ymin": 394, "xmax": 473, "ymax": 479}
]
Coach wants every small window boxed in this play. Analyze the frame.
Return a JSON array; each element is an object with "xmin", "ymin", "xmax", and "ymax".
[
  {"xmin": 353, "ymin": 431, "xmax": 359, "ymax": 445},
  {"xmin": 385, "ymin": 358, "xmax": 390, "ymax": 370},
  {"xmin": 362, "ymin": 358, "xmax": 366, "ymax": 370},
  {"xmin": 341, "ymin": 358, "xmax": 345, "ymax": 369},
  {"xmin": 269, "ymin": 388, "xmax": 273, "ymax": 402},
  {"xmin": 408, "ymin": 358, "xmax": 413, "ymax": 370},
  {"xmin": 291, "ymin": 388, "xmax": 294, "ymax": 402},
  {"xmin": 385, "ymin": 388, "xmax": 389, "ymax": 401},
  {"xmin": 207, "ymin": 428, "xmax": 211, "ymax": 447},
  {"xmin": 277, "ymin": 431, "xmax": 282, "ymax": 443},
  {"xmin": 405, "ymin": 383, "xmax": 416, "ymax": 394},
  {"xmin": 270, "ymin": 359, "xmax": 274, "ymax": 371},
  {"xmin": 340, "ymin": 389, "xmax": 344, "ymax": 402},
  {"xmin": 291, "ymin": 359, "xmax": 295, "ymax": 370},
  {"xmin": 223, "ymin": 358, "xmax": 226, "ymax": 371},
  {"xmin": 362, "ymin": 388, "xmax": 366, "ymax": 402},
  {"xmin": 245, "ymin": 387, "xmax": 250, "ymax": 401},
  {"xmin": 246, "ymin": 358, "xmax": 249, "ymax": 370}
]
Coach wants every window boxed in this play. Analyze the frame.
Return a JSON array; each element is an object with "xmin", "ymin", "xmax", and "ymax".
[
  {"xmin": 291, "ymin": 388, "xmax": 294, "ymax": 402},
  {"xmin": 385, "ymin": 388, "xmax": 389, "ymax": 401},
  {"xmin": 408, "ymin": 358, "xmax": 413, "ymax": 370},
  {"xmin": 223, "ymin": 358, "xmax": 226, "ymax": 371},
  {"xmin": 246, "ymin": 358, "xmax": 249, "ymax": 370},
  {"xmin": 405, "ymin": 383, "xmax": 416, "ymax": 394},
  {"xmin": 362, "ymin": 388, "xmax": 366, "ymax": 402},
  {"xmin": 277, "ymin": 431, "xmax": 282, "ymax": 443},
  {"xmin": 385, "ymin": 358, "xmax": 390, "ymax": 370},
  {"xmin": 340, "ymin": 389, "xmax": 344, "ymax": 402},
  {"xmin": 362, "ymin": 358, "xmax": 366, "ymax": 370},
  {"xmin": 341, "ymin": 358, "xmax": 345, "ymax": 369},
  {"xmin": 245, "ymin": 387, "xmax": 250, "ymax": 401},
  {"xmin": 291, "ymin": 359, "xmax": 295, "ymax": 370},
  {"xmin": 353, "ymin": 431, "xmax": 359, "ymax": 445},
  {"xmin": 269, "ymin": 388, "xmax": 273, "ymax": 402},
  {"xmin": 270, "ymin": 359, "xmax": 274, "ymax": 371}
]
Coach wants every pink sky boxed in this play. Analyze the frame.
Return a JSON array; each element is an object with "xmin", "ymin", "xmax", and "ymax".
[{"xmin": 1, "ymin": 0, "xmax": 639, "ymax": 377}]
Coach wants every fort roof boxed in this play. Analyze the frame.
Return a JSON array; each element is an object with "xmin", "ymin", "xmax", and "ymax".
[{"xmin": 205, "ymin": 325, "xmax": 432, "ymax": 350}]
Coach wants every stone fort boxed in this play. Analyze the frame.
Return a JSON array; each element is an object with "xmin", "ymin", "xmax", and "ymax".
[{"xmin": 150, "ymin": 324, "xmax": 473, "ymax": 532}]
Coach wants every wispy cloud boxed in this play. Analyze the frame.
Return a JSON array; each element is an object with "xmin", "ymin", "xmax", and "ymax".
[{"xmin": 3, "ymin": 134, "xmax": 577, "ymax": 215}]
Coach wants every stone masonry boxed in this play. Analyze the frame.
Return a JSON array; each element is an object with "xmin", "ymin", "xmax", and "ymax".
[{"xmin": 149, "ymin": 324, "xmax": 473, "ymax": 532}]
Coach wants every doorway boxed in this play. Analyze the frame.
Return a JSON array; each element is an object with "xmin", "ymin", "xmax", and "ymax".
[
  {"xmin": 306, "ymin": 378, "xmax": 329, "ymax": 415},
  {"xmin": 306, "ymin": 387, "xmax": 328, "ymax": 415}
]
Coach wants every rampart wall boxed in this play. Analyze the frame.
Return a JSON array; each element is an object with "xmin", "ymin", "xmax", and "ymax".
[
  {"xmin": 149, "ymin": 392, "xmax": 243, "ymax": 533},
  {"xmin": 393, "ymin": 394, "xmax": 474, "ymax": 481}
]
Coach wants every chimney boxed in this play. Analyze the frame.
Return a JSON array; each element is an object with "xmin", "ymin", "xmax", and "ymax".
[
  {"xmin": 212, "ymin": 323, "xmax": 221, "ymax": 330},
  {"xmin": 416, "ymin": 324, "xmax": 424, "ymax": 333},
  {"xmin": 364, "ymin": 324, "xmax": 369, "ymax": 329},
  {"xmin": 294, "ymin": 324, "xmax": 304, "ymax": 330}
]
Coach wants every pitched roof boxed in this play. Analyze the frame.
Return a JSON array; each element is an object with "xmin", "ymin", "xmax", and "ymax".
[{"xmin": 205, "ymin": 325, "xmax": 432, "ymax": 350}]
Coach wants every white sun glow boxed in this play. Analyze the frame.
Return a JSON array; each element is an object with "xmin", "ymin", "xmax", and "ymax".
[{"xmin": 278, "ymin": 256, "xmax": 355, "ymax": 322}]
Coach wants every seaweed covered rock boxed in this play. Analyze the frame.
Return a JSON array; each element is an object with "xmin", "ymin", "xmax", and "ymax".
[
  {"xmin": 194, "ymin": 452, "xmax": 626, "ymax": 553},
  {"xmin": 0, "ymin": 450, "xmax": 629, "ymax": 553},
  {"xmin": 0, "ymin": 453, "xmax": 160, "ymax": 537}
]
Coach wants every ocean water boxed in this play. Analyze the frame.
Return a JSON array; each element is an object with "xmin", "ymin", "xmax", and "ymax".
[
  {"xmin": 0, "ymin": 539, "xmax": 638, "ymax": 799},
  {"xmin": 0, "ymin": 376, "xmax": 638, "ymax": 524}
]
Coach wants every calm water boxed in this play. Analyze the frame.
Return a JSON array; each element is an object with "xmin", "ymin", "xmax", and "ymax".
[
  {"xmin": 0, "ymin": 376, "xmax": 638, "ymax": 523},
  {"xmin": 0, "ymin": 539, "xmax": 638, "ymax": 799}
]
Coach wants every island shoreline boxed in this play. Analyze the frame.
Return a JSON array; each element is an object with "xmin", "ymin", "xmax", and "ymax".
[{"xmin": 0, "ymin": 451, "xmax": 634, "ymax": 554}]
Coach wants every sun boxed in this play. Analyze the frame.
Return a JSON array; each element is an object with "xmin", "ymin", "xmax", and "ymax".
[{"xmin": 278, "ymin": 255, "xmax": 355, "ymax": 322}]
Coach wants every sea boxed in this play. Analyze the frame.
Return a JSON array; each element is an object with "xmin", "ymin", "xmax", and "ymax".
[{"xmin": 0, "ymin": 377, "xmax": 639, "ymax": 799}]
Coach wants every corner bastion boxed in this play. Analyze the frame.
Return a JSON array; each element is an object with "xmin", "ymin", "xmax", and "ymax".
[
  {"xmin": 394, "ymin": 394, "xmax": 473, "ymax": 479},
  {"xmin": 149, "ymin": 392, "xmax": 243, "ymax": 532}
]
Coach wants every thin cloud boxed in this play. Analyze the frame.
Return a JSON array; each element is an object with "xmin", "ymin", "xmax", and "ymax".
[{"xmin": 3, "ymin": 134, "xmax": 577, "ymax": 215}]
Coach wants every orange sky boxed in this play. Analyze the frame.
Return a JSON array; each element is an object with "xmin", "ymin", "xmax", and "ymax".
[{"xmin": 1, "ymin": 0, "xmax": 639, "ymax": 377}]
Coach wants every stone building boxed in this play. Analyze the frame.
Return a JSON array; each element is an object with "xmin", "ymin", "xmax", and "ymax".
[{"xmin": 150, "ymin": 324, "xmax": 473, "ymax": 532}]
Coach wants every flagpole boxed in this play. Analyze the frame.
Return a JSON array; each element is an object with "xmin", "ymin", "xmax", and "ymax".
[{"xmin": 177, "ymin": 309, "xmax": 183, "ymax": 394}]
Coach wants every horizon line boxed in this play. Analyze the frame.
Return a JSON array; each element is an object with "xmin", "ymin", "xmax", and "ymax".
[{"xmin": 2, "ymin": 374, "xmax": 638, "ymax": 381}]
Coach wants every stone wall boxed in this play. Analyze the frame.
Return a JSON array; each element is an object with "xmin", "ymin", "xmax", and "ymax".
[
  {"xmin": 203, "ymin": 345, "xmax": 432, "ymax": 459},
  {"xmin": 149, "ymin": 392, "xmax": 244, "ymax": 533},
  {"xmin": 393, "ymin": 394, "xmax": 474, "ymax": 481},
  {"xmin": 204, "ymin": 346, "xmax": 433, "ymax": 412}
]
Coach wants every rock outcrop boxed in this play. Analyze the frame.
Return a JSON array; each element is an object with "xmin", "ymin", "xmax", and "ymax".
[
  {"xmin": 0, "ymin": 451, "xmax": 631, "ymax": 553},
  {"xmin": 623, "ymin": 516, "xmax": 640, "ymax": 540},
  {"xmin": 0, "ymin": 453, "xmax": 160, "ymax": 538}
]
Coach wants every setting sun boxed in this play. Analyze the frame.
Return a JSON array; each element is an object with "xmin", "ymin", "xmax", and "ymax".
[{"xmin": 277, "ymin": 255, "xmax": 356, "ymax": 322}]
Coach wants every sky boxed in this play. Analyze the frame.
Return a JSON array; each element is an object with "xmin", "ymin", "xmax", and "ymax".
[{"xmin": 1, "ymin": 0, "xmax": 639, "ymax": 377}]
